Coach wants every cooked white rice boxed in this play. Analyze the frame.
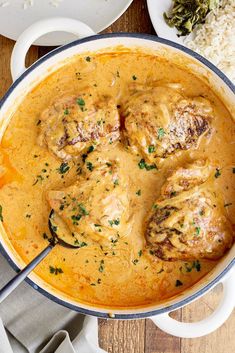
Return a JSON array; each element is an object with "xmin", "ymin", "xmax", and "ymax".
[{"xmin": 185, "ymin": 0, "xmax": 235, "ymax": 83}]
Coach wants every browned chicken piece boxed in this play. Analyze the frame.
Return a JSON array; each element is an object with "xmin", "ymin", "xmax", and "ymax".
[
  {"xmin": 38, "ymin": 93, "xmax": 120, "ymax": 160},
  {"xmin": 47, "ymin": 153, "xmax": 131, "ymax": 245},
  {"xmin": 146, "ymin": 161, "xmax": 234, "ymax": 261},
  {"xmin": 122, "ymin": 86, "xmax": 212, "ymax": 164}
]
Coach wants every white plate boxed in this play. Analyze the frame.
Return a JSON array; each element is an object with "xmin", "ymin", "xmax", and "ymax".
[
  {"xmin": 147, "ymin": 0, "xmax": 186, "ymax": 45},
  {"xmin": 0, "ymin": 0, "xmax": 133, "ymax": 46}
]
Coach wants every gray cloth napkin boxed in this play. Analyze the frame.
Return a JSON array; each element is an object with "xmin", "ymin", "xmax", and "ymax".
[{"xmin": 0, "ymin": 254, "xmax": 106, "ymax": 353}]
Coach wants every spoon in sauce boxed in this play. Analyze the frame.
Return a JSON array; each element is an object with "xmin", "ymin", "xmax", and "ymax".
[{"xmin": 0, "ymin": 210, "xmax": 80, "ymax": 303}]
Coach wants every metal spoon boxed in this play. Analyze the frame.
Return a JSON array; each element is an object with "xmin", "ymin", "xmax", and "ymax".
[{"xmin": 0, "ymin": 210, "xmax": 80, "ymax": 303}]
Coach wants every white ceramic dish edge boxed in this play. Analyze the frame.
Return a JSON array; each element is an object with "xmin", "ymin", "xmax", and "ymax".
[{"xmin": 0, "ymin": 18, "xmax": 234, "ymax": 338}]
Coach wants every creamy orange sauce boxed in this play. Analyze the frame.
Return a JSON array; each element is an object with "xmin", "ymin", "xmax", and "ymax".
[{"xmin": 0, "ymin": 52, "xmax": 234, "ymax": 309}]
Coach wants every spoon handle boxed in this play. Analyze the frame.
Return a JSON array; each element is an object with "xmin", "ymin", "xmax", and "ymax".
[{"xmin": 0, "ymin": 244, "xmax": 54, "ymax": 303}]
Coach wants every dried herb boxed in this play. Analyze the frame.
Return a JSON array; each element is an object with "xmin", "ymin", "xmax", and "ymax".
[
  {"xmin": 49, "ymin": 266, "xmax": 63, "ymax": 275},
  {"xmin": 57, "ymin": 162, "xmax": 70, "ymax": 174},
  {"xmin": 164, "ymin": 0, "xmax": 219, "ymax": 36}
]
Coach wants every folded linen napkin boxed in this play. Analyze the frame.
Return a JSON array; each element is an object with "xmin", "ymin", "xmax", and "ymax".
[{"xmin": 0, "ymin": 254, "xmax": 107, "ymax": 353}]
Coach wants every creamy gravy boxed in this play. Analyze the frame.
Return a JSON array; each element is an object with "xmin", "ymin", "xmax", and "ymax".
[{"xmin": 0, "ymin": 52, "xmax": 234, "ymax": 308}]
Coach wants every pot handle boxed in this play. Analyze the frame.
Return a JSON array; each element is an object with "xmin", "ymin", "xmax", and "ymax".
[
  {"xmin": 10, "ymin": 17, "xmax": 95, "ymax": 81},
  {"xmin": 151, "ymin": 269, "xmax": 235, "ymax": 338}
]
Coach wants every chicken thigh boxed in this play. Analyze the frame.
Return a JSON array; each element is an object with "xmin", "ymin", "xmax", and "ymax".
[
  {"xmin": 47, "ymin": 153, "xmax": 131, "ymax": 245},
  {"xmin": 146, "ymin": 161, "xmax": 234, "ymax": 260},
  {"xmin": 38, "ymin": 93, "xmax": 120, "ymax": 160},
  {"xmin": 122, "ymin": 86, "xmax": 212, "ymax": 164}
]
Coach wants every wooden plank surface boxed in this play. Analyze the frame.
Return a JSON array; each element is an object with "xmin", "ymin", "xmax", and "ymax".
[{"xmin": 0, "ymin": 0, "xmax": 234, "ymax": 352}]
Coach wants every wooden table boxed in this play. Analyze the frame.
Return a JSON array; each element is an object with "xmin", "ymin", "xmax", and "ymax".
[{"xmin": 0, "ymin": 0, "xmax": 234, "ymax": 352}]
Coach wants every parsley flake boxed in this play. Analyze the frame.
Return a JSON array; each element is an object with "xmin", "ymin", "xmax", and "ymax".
[
  {"xmin": 157, "ymin": 128, "xmax": 165, "ymax": 139},
  {"xmin": 49, "ymin": 266, "xmax": 63, "ymax": 275},
  {"xmin": 77, "ymin": 98, "xmax": 86, "ymax": 111},
  {"xmin": 148, "ymin": 145, "xmax": 155, "ymax": 153},
  {"xmin": 175, "ymin": 279, "xmax": 183, "ymax": 287},
  {"xmin": 215, "ymin": 168, "xmax": 221, "ymax": 178},
  {"xmin": 86, "ymin": 162, "xmax": 94, "ymax": 171},
  {"xmin": 58, "ymin": 162, "xmax": 70, "ymax": 174}
]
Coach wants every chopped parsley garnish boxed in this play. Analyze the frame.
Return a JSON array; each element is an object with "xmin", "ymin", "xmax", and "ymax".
[
  {"xmin": 71, "ymin": 214, "xmax": 82, "ymax": 224},
  {"xmin": 79, "ymin": 204, "xmax": 89, "ymax": 216},
  {"xmin": 114, "ymin": 179, "xmax": 119, "ymax": 186},
  {"xmin": 64, "ymin": 108, "xmax": 69, "ymax": 115},
  {"xmin": 132, "ymin": 75, "xmax": 137, "ymax": 80},
  {"xmin": 116, "ymin": 71, "xmax": 120, "ymax": 78},
  {"xmin": 175, "ymin": 279, "xmax": 183, "ymax": 287},
  {"xmin": 138, "ymin": 250, "xmax": 142, "ymax": 257},
  {"xmin": 182, "ymin": 260, "xmax": 201, "ymax": 273},
  {"xmin": 26, "ymin": 214, "xmax": 31, "ymax": 218},
  {"xmin": 58, "ymin": 162, "xmax": 70, "ymax": 174},
  {"xmin": 77, "ymin": 97, "xmax": 86, "ymax": 111},
  {"xmin": 148, "ymin": 145, "xmax": 155, "ymax": 153},
  {"xmin": 87, "ymin": 145, "xmax": 94, "ymax": 153},
  {"xmin": 138, "ymin": 159, "xmax": 157, "ymax": 171},
  {"xmin": 86, "ymin": 161, "xmax": 94, "ymax": 171},
  {"xmin": 108, "ymin": 218, "xmax": 120, "ymax": 227},
  {"xmin": 74, "ymin": 240, "xmax": 88, "ymax": 247},
  {"xmin": 36, "ymin": 119, "xmax": 41, "ymax": 126},
  {"xmin": 170, "ymin": 191, "xmax": 177, "ymax": 197},
  {"xmin": 132, "ymin": 259, "xmax": 139, "ymax": 265},
  {"xmin": 136, "ymin": 189, "xmax": 141, "ymax": 196},
  {"xmin": 0, "ymin": 205, "xmax": 3, "ymax": 222},
  {"xmin": 49, "ymin": 266, "xmax": 63, "ymax": 275},
  {"xmin": 215, "ymin": 168, "xmax": 221, "ymax": 178},
  {"xmin": 157, "ymin": 127, "xmax": 165, "ymax": 139},
  {"xmin": 193, "ymin": 260, "xmax": 201, "ymax": 272},
  {"xmin": 195, "ymin": 227, "xmax": 201, "ymax": 235},
  {"xmin": 138, "ymin": 158, "xmax": 147, "ymax": 169},
  {"xmin": 98, "ymin": 259, "xmax": 104, "ymax": 273},
  {"xmin": 85, "ymin": 56, "xmax": 91, "ymax": 62}
]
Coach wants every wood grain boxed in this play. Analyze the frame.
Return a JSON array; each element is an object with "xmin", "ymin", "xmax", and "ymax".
[
  {"xmin": 0, "ymin": 36, "xmax": 38, "ymax": 96},
  {"xmin": 181, "ymin": 284, "xmax": 235, "ymax": 353},
  {"xmin": 145, "ymin": 311, "xmax": 181, "ymax": 353},
  {"xmin": 0, "ymin": 0, "xmax": 234, "ymax": 352},
  {"xmin": 99, "ymin": 319, "xmax": 145, "ymax": 353}
]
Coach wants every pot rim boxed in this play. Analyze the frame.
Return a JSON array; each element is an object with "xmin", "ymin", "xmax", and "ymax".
[{"xmin": 0, "ymin": 32, "xmax": 234, "ymax": 319}]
